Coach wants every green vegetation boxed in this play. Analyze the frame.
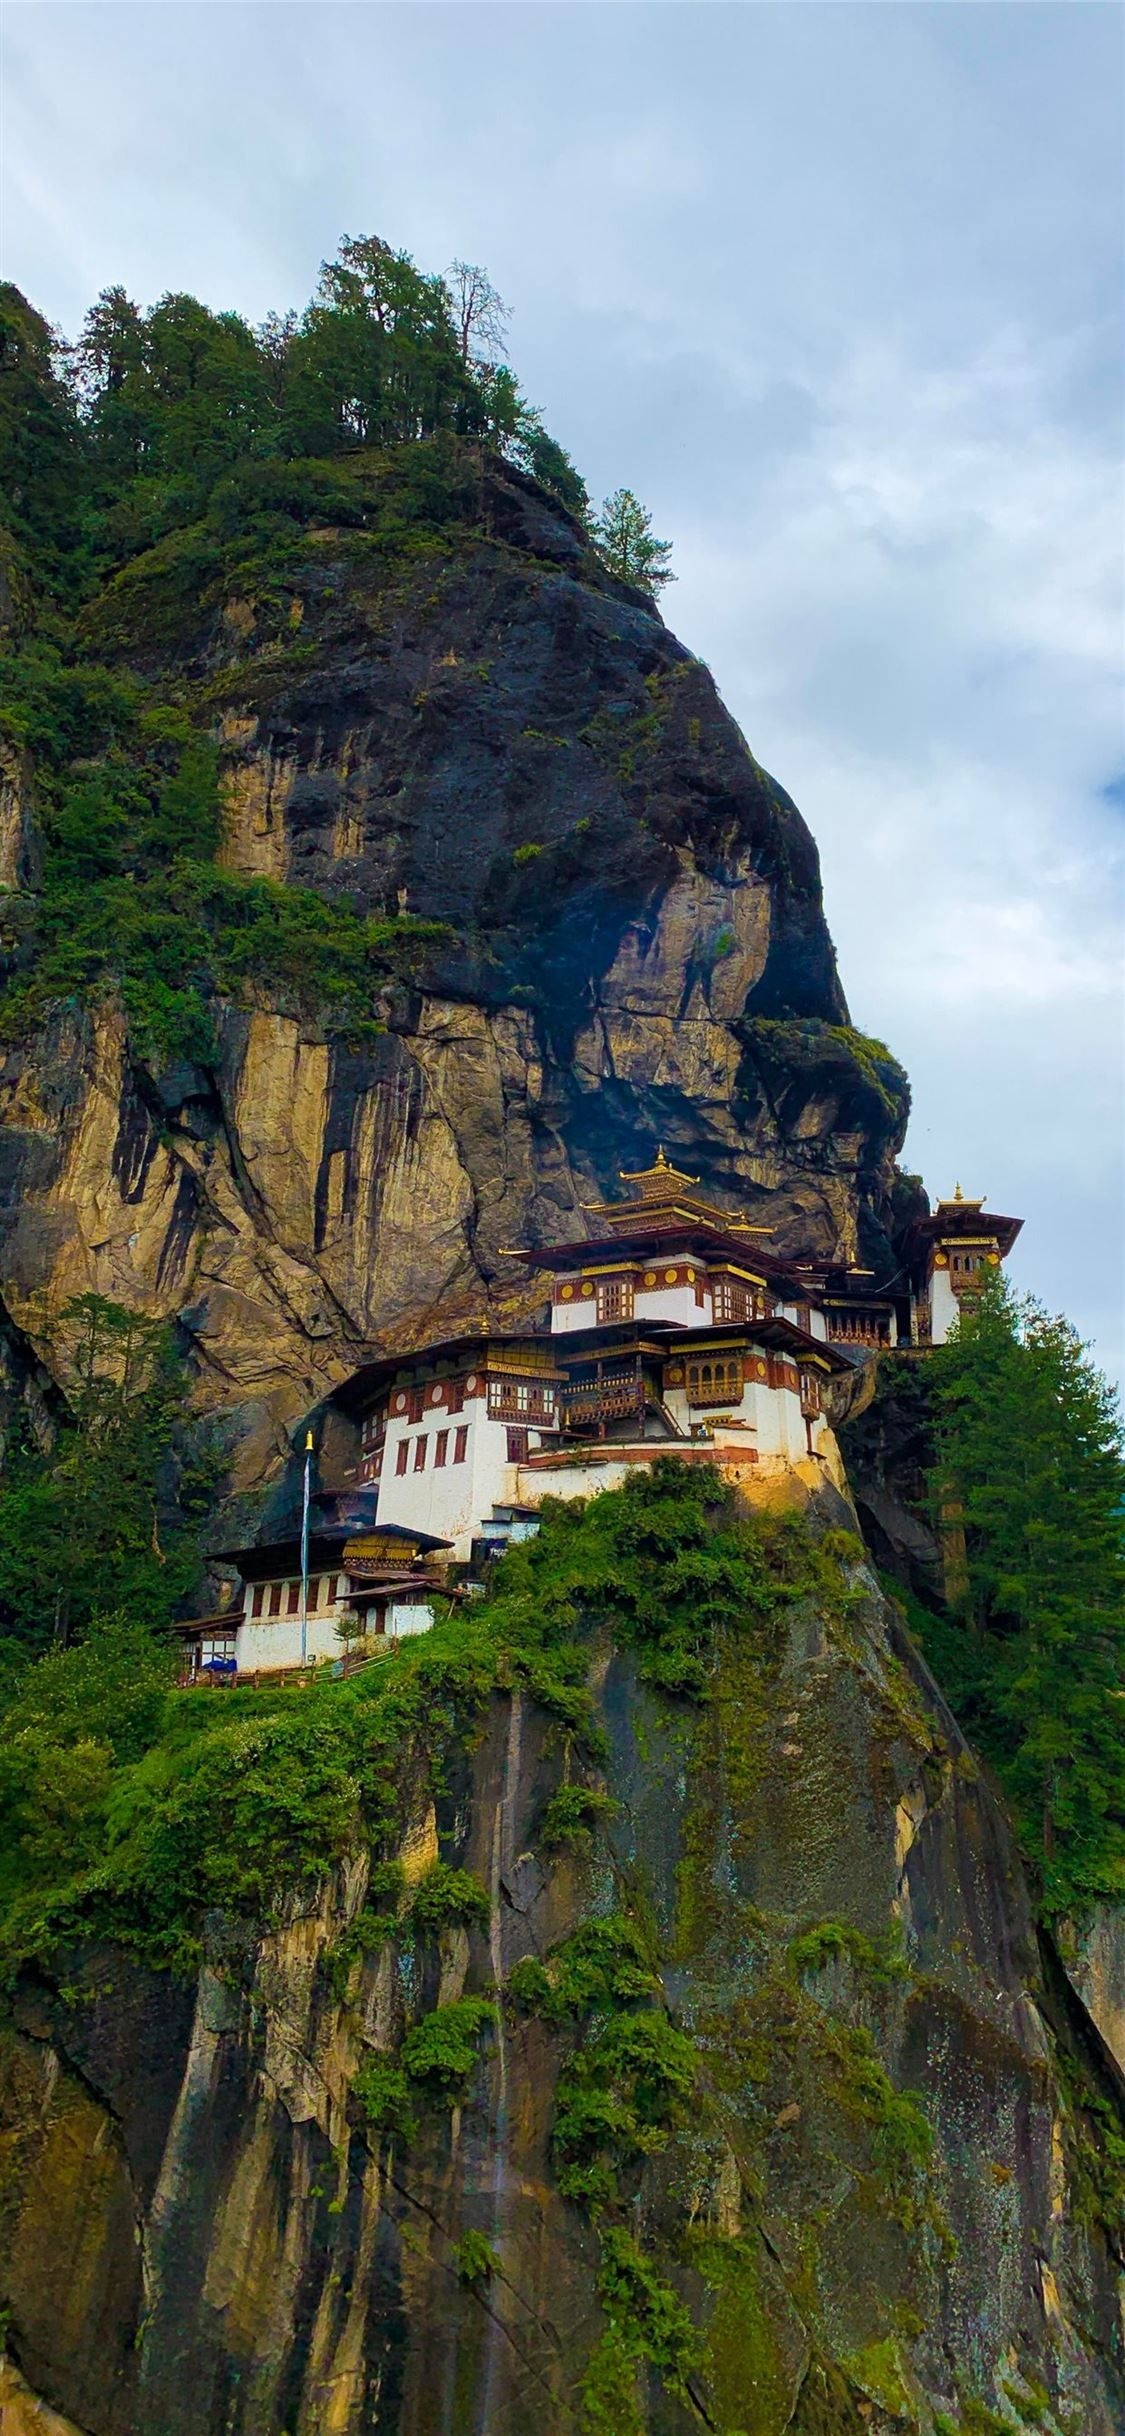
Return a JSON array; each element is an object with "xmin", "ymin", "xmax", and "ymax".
[
  {"xmin": 399, "ymin": 1996, "xmax": 497, "ymax": 2099},
  {"xmin": 507, "ymin": 1913, "xmax": 660, "ymax": 2027},
  {"xmin": 352, "ymin": 2054, "xmax": 417, "ymax": 2143},
  {"xmin": 408, "ymin": 1860, "xmax": 491, "ymax": 1934},
  {"xmin": 0, "ymin": 1449, "xmax": 1068, "ymax": 2427},
  {"xmin": 536, "ymin": 1781, "xmax": 619, "ymax": 1855},
  {"xmin": 0, "ymin": 1293, "xmax": 218, "ymax": 1657},
  {"xmin": 451, "ymin": 2229, "xmax": 498, "ymax": 2287},
  {"xmin": 0, "ymin": 1460, "xmax": 811, "ymax": 1979},
  {"xmin": 582, "ymin": 2228, "xmax": 698, "ymax": 2426},
  {"xmin": 741, "ymin": 1017, "xmax": 910, "ymax": 1132},
  {"xmin": 905, "ymin": 1276, "xmax": 1125, "ymax": 1915},
  {"xmin": 789, "ymin": 1916, "xmax": 911, "ymax": 1988},
  {"xmin": 553, "ymin": 2007, "xmax": 699, "ymax": 2206}
]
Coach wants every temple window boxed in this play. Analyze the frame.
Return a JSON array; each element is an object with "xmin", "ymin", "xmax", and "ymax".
[
  {"xmin": 596, "ymin": 1276, "xmax": 634, "ymax": 1325},
  {"xmin": 407, "ymin": 1386, "xmax": 425, "ymax": 1424},
  {"xmin": 200, "ymin": 1633, "xmax": 235, "ymax": 1668},
  {"xmin": 507, "ymin": 1427, "xmax": 529, "ymax": 1462},
  {"xmin": 434, "ymin": 1429, "xmax": 448, "ymax": 1468},
  {"xmin": 454, "ymin": 1425, "xmax": 470, "ymax": 1464},
  {"xmin": 447, "ymin": 1381, "xmax": 465, "ymax": 1415},
  {"xmin": 268, "ymin": 1582, "xmax": 284, "ymax": 1618},
  {"xmin": 413, "ymin": 1436, "xmax": 427, "ymax": 1471},
  {"xmin": 251, "ymin": 1583, "xmax": 265, "ymax": 1618},
  {"xmin": 286, "ymin": 1580, "xmax": 301, "ymax": 1616},
  {"xmin": 488, "ymin": 1377, "xmax": 556, "ymax": 1423},
  {"xmin": 712, "ymin": 1276, "xmax": 749, "ymax": 1324},
  {"xmin": 396, "ymin": 1441, "xmax": 409, "ymax": 1476}
]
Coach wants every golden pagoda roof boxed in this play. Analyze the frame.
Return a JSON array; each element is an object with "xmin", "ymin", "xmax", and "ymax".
[
  {"xmin": 586, "ymin": 1147, "xmax": 773, "ymax": 1237},
  {"xmin": 617, "ymin": 1146, "xmax": 700, "ymax": 1197},
  {"xmin": 905, "ymin": 1193, "xmax": 1022, "ymax": 1256}
]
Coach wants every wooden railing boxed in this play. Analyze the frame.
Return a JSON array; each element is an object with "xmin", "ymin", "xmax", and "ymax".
[
  {"xmin": 825, "ymin": 1317, "xmax": 891, "ymax": 1349},
  {"xmin": 559, "ymin": 1378, "xmax": 645, "ymax": 1426}
]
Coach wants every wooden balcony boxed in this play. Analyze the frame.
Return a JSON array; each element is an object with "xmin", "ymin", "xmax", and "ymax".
[{"xmin": 488, "ymin": 1384, "xmax": 557, "ymax": 1424}]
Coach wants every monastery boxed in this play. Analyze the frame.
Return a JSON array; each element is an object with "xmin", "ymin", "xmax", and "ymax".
[{"xmin": 178, "ymin": 1159, "xmax": 1021, "ymax": 1682}]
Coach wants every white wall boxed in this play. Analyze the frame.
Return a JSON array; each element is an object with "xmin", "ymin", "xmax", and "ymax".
[
  {"xmin": 633, "ymin": 1282, "xmax": 708, "ymax": 1327},
  {"xmin": 551, "ymin": 1292, "xmax": 601, "ymax": 1334},
  {"xmin": 550, "ymin": 1277, "xmax": 708, "ymax": 1333},
  {"xmin": 388, "ymin": 1602, "xmax": 434, "ymax": 1638},
  {"xmin": 377, "ymin": 1402, "xmax": 536, "ymax": 1558},
  {"xmin": 929, "ymin": 1266, "xmax": 958, "ymax": 1344}
]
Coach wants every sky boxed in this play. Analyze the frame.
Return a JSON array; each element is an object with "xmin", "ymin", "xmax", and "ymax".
[{"xmin": 2, "ymin": 1, "xmax": 1123, "ymax": 1381}]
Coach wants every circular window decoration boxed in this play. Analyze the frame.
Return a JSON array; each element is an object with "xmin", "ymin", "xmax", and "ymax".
[
  {"xmin": 561, "ymin": 1284, "xmax": 574, "ymax": 1301},
  {"xmin": 465, "ymin": 1374, "xmax": 478, "ymax": 1392},
  {"xmin": 643, "ymin": 1271, "xmax": 656, "ymax": 1288},
  {"xmin": 394, "ymin": 1393, "xmax": 407, "ymax": 1412},
  {"xmin": 664, "ymin": 1267, "xmax": 678, "ymax": 1285},
  {"xmin": 431, "ymin": 1386, "xmax": 443, "ymax": 1405},
  {"xmin": 581, "ymin": 1281, "xmax": 594, "ymax": 1297},
  {"xmin": 666, "ymin": 1364, "xmax": 684, "ymax": 1385}
]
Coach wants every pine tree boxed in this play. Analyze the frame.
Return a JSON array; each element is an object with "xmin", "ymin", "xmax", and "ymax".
[
  {"xmin": 928, "ymin": 1274, "xmax": 1125, "ymax": 1909},
  {"xmin": 593, "ymin": 487, "xmax": 673, "ymax": 596}
]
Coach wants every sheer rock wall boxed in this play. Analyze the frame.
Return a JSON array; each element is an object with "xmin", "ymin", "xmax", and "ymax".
[
  {"xmin": 0, "ymin": 470, "xmax": 912, "ymax": 1490},
  {"xmin": 1, "ymin": 1551, "xmax": 1121, "ymax": 2435}
]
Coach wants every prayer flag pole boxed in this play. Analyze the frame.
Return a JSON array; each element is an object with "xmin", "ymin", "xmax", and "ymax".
[{"xmin": 300, "ymin": 1429, "xmax": 314, "ymax": 1665}]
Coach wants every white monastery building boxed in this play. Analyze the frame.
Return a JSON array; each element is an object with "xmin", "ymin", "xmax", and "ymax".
[{"xmin": 179, "ymin": 1158, "xmax": 1021, "ymax": 1679}]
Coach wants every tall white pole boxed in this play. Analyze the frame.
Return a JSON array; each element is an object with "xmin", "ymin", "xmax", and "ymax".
[{"xmin": 300, "ymin": 1429, "xmax": 313, "ymax": 1666}]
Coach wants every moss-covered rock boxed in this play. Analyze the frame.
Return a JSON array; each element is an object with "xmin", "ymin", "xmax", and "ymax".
[{"xmin": 0, "ymin": 1471, "xmax": 1120, "ymax": 2434}]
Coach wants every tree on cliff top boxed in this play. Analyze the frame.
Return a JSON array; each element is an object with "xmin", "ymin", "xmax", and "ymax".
[
  {"xmin": 445, "ymin": 260, "xmax": 510, "ymax": 369},
  {"xmin": 927, "ymin": 1274, "xmax": 1125, "ymax": 1911},
  {"xmin": 593, "ymin": 487, "xmax": 674, "ymax": 597}
]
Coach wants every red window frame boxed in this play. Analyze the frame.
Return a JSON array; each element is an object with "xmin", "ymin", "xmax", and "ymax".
[
  {"xmin": 453, "ymin": 1425, "xmax": 469, "ymax": 1465},
  {"xmin": 434, "ymin": 1429, "xmax": 448, "ymax": 1468},
  {"xmin": 395, "ymin": 1439, "xmax": 409, "ymax": 1476},
  {"xmin": 413, "ymin": 1436, "xmax": 427, "ymax": 1471}
]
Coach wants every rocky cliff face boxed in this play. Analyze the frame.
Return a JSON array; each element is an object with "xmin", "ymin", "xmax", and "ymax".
[
  {"xmin": 0, "ymin": 465, "xmax": 910, "ymax": 1490},
  {"xmin": 2, "ymin": 454, "xmax": 1119, "ymax": 2436},
  {"xmin": 1, "ymin": 1506, "xmax": 1121, "ymax": 2436}
]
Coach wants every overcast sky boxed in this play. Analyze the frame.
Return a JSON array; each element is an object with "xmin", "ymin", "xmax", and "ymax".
[{"xmin": 3, "ymin": 2, "xmax": 1123, "ymax": 1380}]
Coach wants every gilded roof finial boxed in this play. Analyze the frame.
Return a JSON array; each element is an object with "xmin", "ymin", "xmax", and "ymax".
[{"xmin": 954, "ymin": 1182, "xmax": 963, "ymax": 1202}]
